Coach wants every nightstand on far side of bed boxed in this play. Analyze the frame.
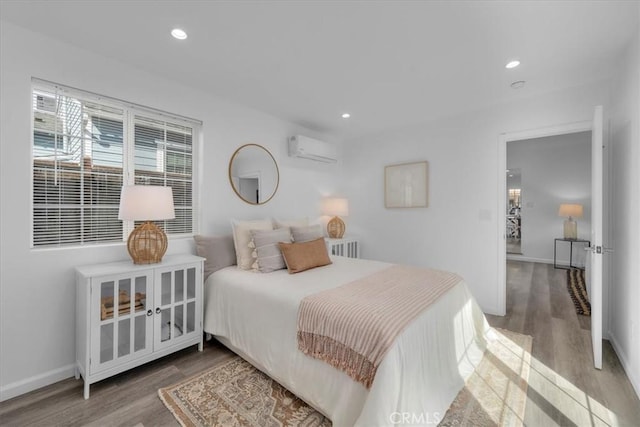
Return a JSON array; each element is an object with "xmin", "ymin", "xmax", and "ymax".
[{"xmin": 326, "ymin": 237, "xmax": 359, "ymax": 258}]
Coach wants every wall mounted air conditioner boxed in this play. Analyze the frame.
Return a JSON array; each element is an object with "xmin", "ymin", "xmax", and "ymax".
[{"xmin": 288, "ymin": 135, "xmax": 337, "ymax": 163}]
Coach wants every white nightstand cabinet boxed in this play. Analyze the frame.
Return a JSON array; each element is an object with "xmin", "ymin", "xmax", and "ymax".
[
  {"xmin": 327, "ymin": 237, "xmax": 360, "ymax": 258},
  {"xmin": 75, "ymin": 254, "xmax": 204, "ymax": 399}
]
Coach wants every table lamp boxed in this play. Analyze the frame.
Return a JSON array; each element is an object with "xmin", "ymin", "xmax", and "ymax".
[
  {"xmin": 558, "ymin": 203, "xmax": 583, "ymax": 239},
  {"xmin": 119, "ymin": 185, "xmax": 175, "ymax": 264},
  {"xmin": 322, "ymin": 197, "xmax": 348, "ymax": 239}
]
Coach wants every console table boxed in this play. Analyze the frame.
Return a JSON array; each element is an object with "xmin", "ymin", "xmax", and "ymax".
[
  {"xmin": 553, "ymin": 238, "xmax": 590, "ymax": 269},
  {"xmin": 75, "ymin": 254, "xmax": 204, "ymax": 398}
]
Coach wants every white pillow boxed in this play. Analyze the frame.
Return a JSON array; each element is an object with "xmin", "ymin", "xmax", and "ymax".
[
  {"xmin": 291, "ymin": 224, "xmax": 324, "ymax": 242},
  {"xmin": 273, "ymin": 217, "xmax": 309, "ymax": 228},
  {"xmin": 230, "ymin": 219, "xmax": 273, "ymax": 270}
]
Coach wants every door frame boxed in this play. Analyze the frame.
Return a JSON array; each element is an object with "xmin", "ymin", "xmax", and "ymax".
[{"xmin": 497, "ymin": 120, "xmax": 593, "ymax": 316}]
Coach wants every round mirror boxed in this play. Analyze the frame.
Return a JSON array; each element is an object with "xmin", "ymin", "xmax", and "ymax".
[{"xmin": 228, "ymin": 144, "xmax": 280, "ymax": 205}]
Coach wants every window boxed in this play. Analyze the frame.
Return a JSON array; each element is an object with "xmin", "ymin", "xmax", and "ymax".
[{"xmin": 32, "ymin": 80, "xmax": 199, "ymax": 247}]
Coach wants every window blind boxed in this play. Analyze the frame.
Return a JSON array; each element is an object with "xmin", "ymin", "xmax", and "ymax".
[{"xmin": 32, "ymin": 80, "xmax": 199, "ymax": 248}]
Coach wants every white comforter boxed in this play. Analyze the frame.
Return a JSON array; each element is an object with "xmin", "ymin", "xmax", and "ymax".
[{"xmin": 203, "ymin": 256, "xmax": 490, "ymax": 426}]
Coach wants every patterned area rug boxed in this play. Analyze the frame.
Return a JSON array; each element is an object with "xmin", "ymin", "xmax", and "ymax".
[
  {"xmin": 567, "ymin": 268, "xmax": 591, "ymax": 316},
  {"xmin": 159, "ymin": 329, "xmax": 531, "ymax": 427},
  {"xmin": 158, "ymin": 357, "xmax": 331, "ymax": 427}
]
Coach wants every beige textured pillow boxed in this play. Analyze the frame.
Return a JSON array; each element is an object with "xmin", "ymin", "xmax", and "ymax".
[
  {"xmin": 231, "ymin": 219, "xmax": 273, "ymax": 270},
  {"xmin": 279, "ymin": 237, "xmax": 332, "ymax": 274}
]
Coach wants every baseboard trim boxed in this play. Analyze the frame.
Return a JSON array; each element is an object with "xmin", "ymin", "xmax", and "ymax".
[
  {"xmin": 609, "ymin": 333, "xmax": 640, "ymax": 400},
  {"xmin": 482, "ymin": 305, "xmax": 503, "ymax": 316},
  {"xmin": 505, "ymin": 255, "xmax": 587, "ymax": 269},
  {"xmin": 506, "ymin": 255, "xmax": 553, "ymax": 264},
  {"xmin": 0, "ymin": 364, "xmax": 75, "ymax": 402}
]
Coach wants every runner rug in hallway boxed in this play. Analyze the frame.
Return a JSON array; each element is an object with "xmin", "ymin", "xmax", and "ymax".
[
  {"xmin": 158, "ymin": 328, "xmax": 532, "ymax": 427},
  {"xmin": 567, "ymin": 268, "xmax": 591, "ymax": 316}
]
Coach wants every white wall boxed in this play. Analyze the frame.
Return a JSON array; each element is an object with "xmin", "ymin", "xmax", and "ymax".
[
  {"xmin": 0, "ymin": 21, "xmax": 340, "ymax": 400},
  {"xmin": 507, "ymin": 132, "xmax": 592, "ymax": 265},
  {"xmin": 342, "ymin": 82, "xmax": 610, "ymax": 315},
  {"xmin": 609, "ymin": 4, "xmax": 640, "ymax": 397}
]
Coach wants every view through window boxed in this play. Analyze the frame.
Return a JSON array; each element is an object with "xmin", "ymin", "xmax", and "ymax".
[{"xmin": 32, "ymin": 80, "xmax": 199, "ymax": 247}]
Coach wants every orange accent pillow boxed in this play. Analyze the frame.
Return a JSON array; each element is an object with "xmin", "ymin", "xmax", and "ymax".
[{"xmin": 279, "ymin": 238, "xmax": 332, "ymax": 274}]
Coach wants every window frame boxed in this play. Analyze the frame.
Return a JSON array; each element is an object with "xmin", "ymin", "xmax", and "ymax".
[{"xmin": 30, "ymin": 79, "xmax": 201, "ymax": 249}]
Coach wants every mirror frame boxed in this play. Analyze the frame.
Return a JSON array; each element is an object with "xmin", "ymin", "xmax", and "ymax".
[{"xmin": 228, "ymin": 143, "xmax": 280, "ymax": 205}]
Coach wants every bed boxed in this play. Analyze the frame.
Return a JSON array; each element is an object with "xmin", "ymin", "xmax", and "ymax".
[{"xmin": 203, "ymin": 254, "xmax": 491, "ymax": 426}]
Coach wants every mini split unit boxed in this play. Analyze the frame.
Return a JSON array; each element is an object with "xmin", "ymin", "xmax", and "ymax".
[{"xmin": 288, "ymin": 135, "xmax": 337, "ymax": 163}]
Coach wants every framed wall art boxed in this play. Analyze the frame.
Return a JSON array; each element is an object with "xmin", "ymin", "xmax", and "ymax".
[{"xmin": 384, "ymin": 161, "xmax": 429, "ymax": 208}]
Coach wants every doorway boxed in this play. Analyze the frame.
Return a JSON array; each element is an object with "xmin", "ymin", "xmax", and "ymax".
[
  {"xmin": 505, "ymin": 132, "xmax": 592, "ymax": 264},
  {"xmin": 238, "ymin": 177, "xmax": 259, "ymax": 203},
  {"xmin": 497, "ymin": 120, "xmax": 592, "ymax": 315},
  {"xmin": 498, "ymin": 111, "xmax": 608, "ymax": 369}
]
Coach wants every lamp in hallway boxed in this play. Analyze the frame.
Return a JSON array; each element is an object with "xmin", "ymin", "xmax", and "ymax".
[
  {"xmin": 322, "ymin": 197, "xmax": 348, "ymax": 239},
  {"xmin": 558, "ymin": 203, "xmax": 583, "ymax": 239},
  {"xmin": 119, "ymin": 185, "xmax": 175, "ymax": 264}
]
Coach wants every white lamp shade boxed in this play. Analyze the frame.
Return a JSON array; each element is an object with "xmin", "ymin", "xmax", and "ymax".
[
  {"xmin": 118, "ymin": 185, "xmax": 175, "ymax": 221},
  {"xmin": 322, "ymin": 197, "xmax": 349, "ymax": 217},
  {"xmin": 558, "ymin": 203, "xmax": 583, "ymax": 218}
]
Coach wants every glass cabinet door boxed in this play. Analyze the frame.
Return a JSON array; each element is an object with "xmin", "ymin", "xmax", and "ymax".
[
  {"xmin": 154, "ymin": 265, "xmax": 200, "ymax": 350},
  {"xmin": 92, "ymin": 271, "xmax": 153, "ymax": 373}
]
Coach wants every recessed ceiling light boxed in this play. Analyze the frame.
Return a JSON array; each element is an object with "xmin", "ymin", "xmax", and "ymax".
[
  {"xmin": 505, "ymin": 60, "xmax": 520, "ymax": 69},
  {"xmin": 511, "ymin": 80, "xmax": 526, "ymax": 89},
  {"xmin": 171, "ymin": 28, "xmax": 188, "ymax": 40},
  {"xmin": 341, "ymin": 113, "xmax": 351, "ymax": 119}
]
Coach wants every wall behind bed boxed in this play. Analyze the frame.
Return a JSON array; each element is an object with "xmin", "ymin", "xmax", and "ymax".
[{"xmin": 0, "ymin": 21, "xmax": 340, "ymax": 401}]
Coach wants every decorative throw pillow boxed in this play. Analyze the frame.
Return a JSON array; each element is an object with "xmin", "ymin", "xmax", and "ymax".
[
  {"xmin": 273, "ymin": 217, "xmax": 309, "ymax": 229},
  {"xmin": 279, "ymin": 237, "xmax": 332, "ymax": 274},
  {"xmin": 249, "ymin": 228, "xmax": 292, "ymax": 273},
  {"xmin": 290, "ymin": 224, "xmax": 324, "ymax": 243},
  {"xmin": 193, "ymin": 235, "xmax": 237, "ymax": 280},
  {"xmin": 231, "ymin": 219, "xmax": 273, "ymax": 270}
]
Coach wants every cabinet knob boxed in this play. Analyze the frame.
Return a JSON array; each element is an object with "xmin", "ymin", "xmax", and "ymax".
[
  {"xmin": 146, "ymin": 309, "xmax": 152, "ymax": 316},
  {"xmin": 155, "ymin": 307, "xmax": 161, "ymax": 314}
]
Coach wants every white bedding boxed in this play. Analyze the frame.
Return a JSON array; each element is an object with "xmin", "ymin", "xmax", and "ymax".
[{"xmin": 203, "ymin": 256, "xmax": 491, "ymax": 426}]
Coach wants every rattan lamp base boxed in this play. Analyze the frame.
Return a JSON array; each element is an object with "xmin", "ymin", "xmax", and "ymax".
[
  {"xmin": 127, "ymin": 221, "xmax": 168, "ymax": 264},
  {"xmin": 327, "ymin": 216, "xmax": 346, "ymax": 239}
]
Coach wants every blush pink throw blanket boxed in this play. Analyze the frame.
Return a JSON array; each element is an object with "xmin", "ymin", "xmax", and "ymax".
[{"xmin": 297, "ymin": 265, "xmax": 461, "ymax": 388}]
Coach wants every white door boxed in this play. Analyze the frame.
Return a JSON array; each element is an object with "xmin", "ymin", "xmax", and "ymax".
[{"xmin": 589, "ymin": 105, "xmax": 604, "ymax": 370}]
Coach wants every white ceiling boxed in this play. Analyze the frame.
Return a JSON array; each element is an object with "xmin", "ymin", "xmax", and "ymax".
[{"xmin": 1, "ymin": 0, "xmax": 637, "ymax": 140}]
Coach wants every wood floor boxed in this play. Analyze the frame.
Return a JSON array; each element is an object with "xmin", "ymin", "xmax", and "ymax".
[
  {"xmin": 1, "ymin": 261, "xmax": 639, "ymax": 426},
  {"xmin": 486, "ymin": 261, "xmax": 640, "ymax": 426}
]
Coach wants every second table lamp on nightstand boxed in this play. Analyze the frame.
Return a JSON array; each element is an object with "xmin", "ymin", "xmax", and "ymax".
[
  {"xmin": 322, "ymin": 197, "xmax": 348, "ymax": 239},
  {"xmin": 119, "ymin": 185, "xmax": 175, "ymax": 264}
]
